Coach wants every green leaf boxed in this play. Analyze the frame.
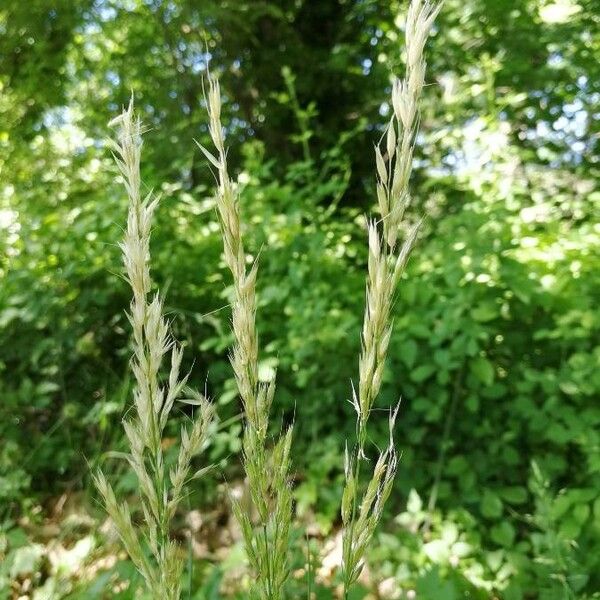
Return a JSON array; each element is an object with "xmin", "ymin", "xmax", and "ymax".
[
  {"xmin": 472, "ymin": 302, "xmax": 497, "ymax": 322},
  {"xmin": 401, "ymin": 339, "xmax": 418, "ymax": 368},
  {"xmin": 472, "ymin": 357, "xmax": 495, "ymax": 386},
  {"xmin": 416, "ymin": 567, "xmax": 458, "ymax": 600},
  {"xmin": 411, "ymin": 364, "xmax": 436, "ymax": 383},
  {"xmin": 481, "ymin": 490, "xmax": 503, "ymax": 518},
  {"xmin": 490, "ymin": 522, "xmax": 515, "ymax": 547},
  {"xmin": 499, "ymin": 486, "xmax": 528, "ymax": 505},
  {"xmin": 36, "ymin": 381, "xmax": 60, "ymax": 395}
]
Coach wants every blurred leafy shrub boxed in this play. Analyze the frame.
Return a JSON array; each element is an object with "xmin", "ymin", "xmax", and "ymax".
[{"xmin": 1, "ymin": 0, "xmax": 599, "ymax": 594}]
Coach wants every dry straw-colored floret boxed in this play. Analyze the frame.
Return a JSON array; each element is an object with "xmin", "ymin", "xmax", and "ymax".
[
  {"xmin": 341, "ymin": 0, "xmax": 442, "ymax": 596},
  {"xmin": 196, "ymin": 76, "xmax": 293, "ymax": 600},
  {"xmin": 94, "ymin": 99, "xmax": 215, "ymax": 600}
]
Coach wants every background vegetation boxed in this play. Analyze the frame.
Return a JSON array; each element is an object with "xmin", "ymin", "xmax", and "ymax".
[{"xmin": 1, "ymin": 0, "xmax": 599, "ymax": 597}]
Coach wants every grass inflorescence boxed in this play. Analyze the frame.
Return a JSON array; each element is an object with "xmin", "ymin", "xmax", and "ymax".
[
  {"xmin": 95, "ymin": 99, "xmax": 215, "ymax": 600},
  {"xmin": 196, "ymin": 75, "xmax": 294, "ymax": 600},
  {"xmin": 340, "ymin": 1, "xmax": 442, "ymax": 597}
]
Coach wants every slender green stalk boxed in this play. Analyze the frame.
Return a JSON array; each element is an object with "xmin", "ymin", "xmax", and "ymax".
[
  {"xmin": 424, "ymin": 362, "xmax": 464, "ymax": 533},
  {"xmin": 95, "ymin": 99, "xmax": 215, "ymax": 600},
  {"xmin": 340, "ymin": 1, "xmax": 443, "ymax": 596},
  {"xmin": 282, "ymin": 65, "xmax": 313, "ymax": 162},
  {"xmin": 197, "ymin": 75, "xmax": 293, "ymax": 600}
]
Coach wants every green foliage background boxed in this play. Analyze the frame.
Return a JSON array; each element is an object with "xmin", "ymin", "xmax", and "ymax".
[{"xmin": 0, "ymin": 0, "xmax": 599, "ymax": 597}]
